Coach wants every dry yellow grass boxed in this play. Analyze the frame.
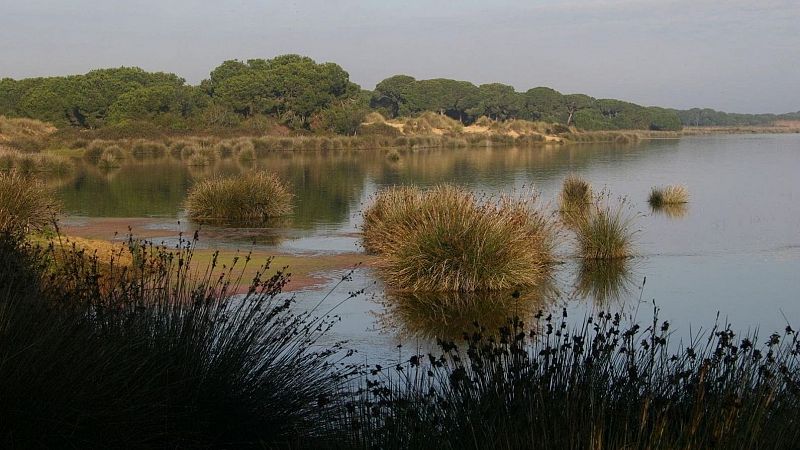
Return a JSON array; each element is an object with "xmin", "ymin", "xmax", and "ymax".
[
  {"xmin": 363, "ymin": 185, "xmax": 557, "ymax": 292},
  {"xmin": 649, "ymin": 185, "xmax": 689, "ymax": 207}
]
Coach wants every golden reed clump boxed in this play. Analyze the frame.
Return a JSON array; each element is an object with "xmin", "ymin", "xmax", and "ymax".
[{"xmin": 362, "ymin": 185, "xmax": 557, "ymax": 292}]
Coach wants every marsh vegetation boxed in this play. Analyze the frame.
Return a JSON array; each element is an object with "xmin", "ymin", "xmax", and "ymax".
[
  {"xmin": 185, "ymin": 171, "xmax": 292, "ymax": 222},
  {"xmin": 363, "ymin": 185, "xmax": 557, "ymax": 292},
  {"xmin": 649, "ymin": 184, "xmax": 689, "ymax": 207}
]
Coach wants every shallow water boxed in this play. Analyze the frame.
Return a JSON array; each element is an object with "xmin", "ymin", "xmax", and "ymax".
[{"xmin": 56, "ymin": 134, "xmax": 800, "ymax": 363}]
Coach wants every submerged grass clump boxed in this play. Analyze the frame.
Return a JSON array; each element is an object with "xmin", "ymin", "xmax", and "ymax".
[
  {"xmin": 185, "ymin": 171, "xmax": 292, "ymax": 222},
  {"xmin": 576, "ymin": 197, "xmax": 637, "ymax": 259},
  {"xmin": 362, "ymin": 185, "xmax": 557, "ymax": 292},
  {"xmin": 0, "ymin": 171, "xmax": 59, "ymax": 233},
  {"xmin": 649, "ymin": 184, "xmax": 689, "ymax": 207}
]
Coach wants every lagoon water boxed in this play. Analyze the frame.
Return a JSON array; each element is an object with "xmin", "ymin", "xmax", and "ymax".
[{"xmin": 55, "ymin": 134, "xmax": 800, "ymax": 363}]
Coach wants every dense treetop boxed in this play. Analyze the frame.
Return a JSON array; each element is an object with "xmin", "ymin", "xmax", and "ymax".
[{"xmin": 1, "ymin": 55, "xmax": 794, "ymax": 133}]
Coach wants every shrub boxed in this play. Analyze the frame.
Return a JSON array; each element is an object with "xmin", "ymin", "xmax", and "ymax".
[
  {"xmin": 238, "ymin": 145, "xmax": 256, "ymax": 163},
  {"xmin": 357, "ymin": 122, "xmax": 403, "ymax": 137},
  {"xmin": 0, "ymin": 171, "xmax": 59, "ymax": 233},
  {"xmin": 0, "ymin": 150, "xmax": 72, "ymax": 174},
  {"xmin": 385, "ymin": 150, "xmax": 401, "ymax": 162},
  {"xmin": 214, "ymin": 140, "xmax": 236, "ymax": 158},
  {"xmin": 98, "ymin": 145, "xmax": 124, "ymax": 169},
  {"xmin": 362, "ymin": 185, "xmax": 557, "ymax": 292},
  {"xmin": 185, "ymin": 171, "xmax": 292, "ymax": 222},
  {"xmin": 576, "ymin": 197, "xmax": 637, "ymax": 259},
  {"xmin": 187, "ymin": 154, "xmax": 210, "ymax": 167},
  {"xmin": 169, "ymin": 139, "xmax": 194, "ymax": 158},
  {"xmin": 180, "ymin": 143, "xmax": 199, "ymax": 159},
  {"xmin": 649, "ymin": 184, "xmax": 689, "ymax": 207},
  {"xmin": 363, "ymin": 111, "xmax": 386, "ymax": 123},
  {"xmin": 83, "ymin": 140, "xmax": 109, "ymax": 161}
]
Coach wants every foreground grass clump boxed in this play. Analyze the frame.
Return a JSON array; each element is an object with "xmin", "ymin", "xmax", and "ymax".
[
  {"xmin": 576, "ymin": 197, "xmax": 637, "ymax": 259},
  {"xmin": 0, "ymin": 171, "xmax": 59, "ymax": 233},
  {"xmin": 362, "ymin": 185, "xmax": 557, "ymax": 292},
  {"xmin": 649, "ymin": 184, "xmax": 689, "ymax": 207},
  {"xmin": 185, "ymin": 171, "xmax": 292, "ymax": 222},
  {"xmin": 0, "ymin": 231, "xmax": 352, "ymax": 448},
  {"xmin": 348, "ymin": 308, "xmax": 800, "ymax": 449}
]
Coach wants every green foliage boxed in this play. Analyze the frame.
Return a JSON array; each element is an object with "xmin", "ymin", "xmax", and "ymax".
[
  {"xmin": 2, "ymin": 57, "xmax": 690, "ymax": 132},
  {"xmin": 313, "ymin": 99, "xmax": 370, "ymax": 135},
  {"xmin": 370, "ymin": 74, "xmax": 417, "ymax": 117},
  {"xmin": 675, "ymin": 108, "xmax": 800, "ymax": 127},
  {"xmin": 107, "ymin": 84, "xmax": 207, "ymax": 125},
  {"xmin": 467, "ymin": 83, "xmax": 521, "ymax": 121},
  {"xmin": 208, "ymin": 55, "xmax": 360, "ymax": 128}
]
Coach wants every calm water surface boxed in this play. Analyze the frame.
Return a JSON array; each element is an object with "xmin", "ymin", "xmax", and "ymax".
[{"xmin": 55, "ymin": 134, "xmax": 800, "ymax": 363}]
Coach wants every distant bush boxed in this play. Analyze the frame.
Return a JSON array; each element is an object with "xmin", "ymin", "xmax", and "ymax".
[
  {"xmin": 185, "ymin": 171, "xmax": 292, "ymax": 222},
  {"xmin": 131, "ymin": 140, "xmax": 167, "ymax": 159},
  {"xmin": 357, "ymin": 122, "xmax": 403, "ymax": 137},
  {"xmin": 98, "ymin": 145, "xmax": 124, "ymax": 169}
]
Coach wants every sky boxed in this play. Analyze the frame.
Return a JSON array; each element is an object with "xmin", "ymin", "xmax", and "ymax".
[{"xmin": 0, "ymin": 0, "xmax": 798, "ymax": 113}]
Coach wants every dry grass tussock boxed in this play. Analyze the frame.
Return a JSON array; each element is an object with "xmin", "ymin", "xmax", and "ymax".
[
  {"xmin": 185, "ymin": 171, "xmax": 292, "ymax": 222},
  {"xmin": 649, "ymin": 184, "xmax": 689, "ymax": 207},
  {"xmin": 0, "ymin": 148, "xmax": 73, "ymax": 174},
  {"xmin": 558, "ymin": 173, "xmax": 592, "ymax": 223},
  {"xmin": 0, "ymin": 116, "xmax": 56, "ymax": 140},
  {"xmin": 362, "ymin": 185, "xmax": 557, "ymax": 292},
  {"xmin": 576, "ymin": 196, "xmax": 637, "ymax": 260},
  {"xmin": 0, "ymin": 170, "xmax": 60, "ymax": 233}
]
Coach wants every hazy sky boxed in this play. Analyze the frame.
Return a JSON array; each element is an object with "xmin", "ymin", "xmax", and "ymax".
[{"xmin": 1, "ymin": 0, "xmax": 798, "ymax": 113}]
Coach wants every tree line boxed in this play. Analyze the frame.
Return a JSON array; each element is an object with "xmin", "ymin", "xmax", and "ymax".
[
  {"xmin": 672, "ymin": 108, "xmax": 800, "ymax": 127},
  {"xmin": 16, "ymin": 54, "xmax": 796, "ymax": 134}
]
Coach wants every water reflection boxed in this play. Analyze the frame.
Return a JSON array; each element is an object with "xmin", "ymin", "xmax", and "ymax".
[
  {"xmin": 650, "ymin": 203, "xmax": 689, "ymax": 219},
  {"xmin": 377, "ymin": 283, "xmax": 558, "ymax": 341},
  {"xmin": 573, "ymin": 258, "xmax": 638, "ymax": 306},
  {"xmin": 55, "ymin": 143, "xmax": 652, "ymax": 230}
]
